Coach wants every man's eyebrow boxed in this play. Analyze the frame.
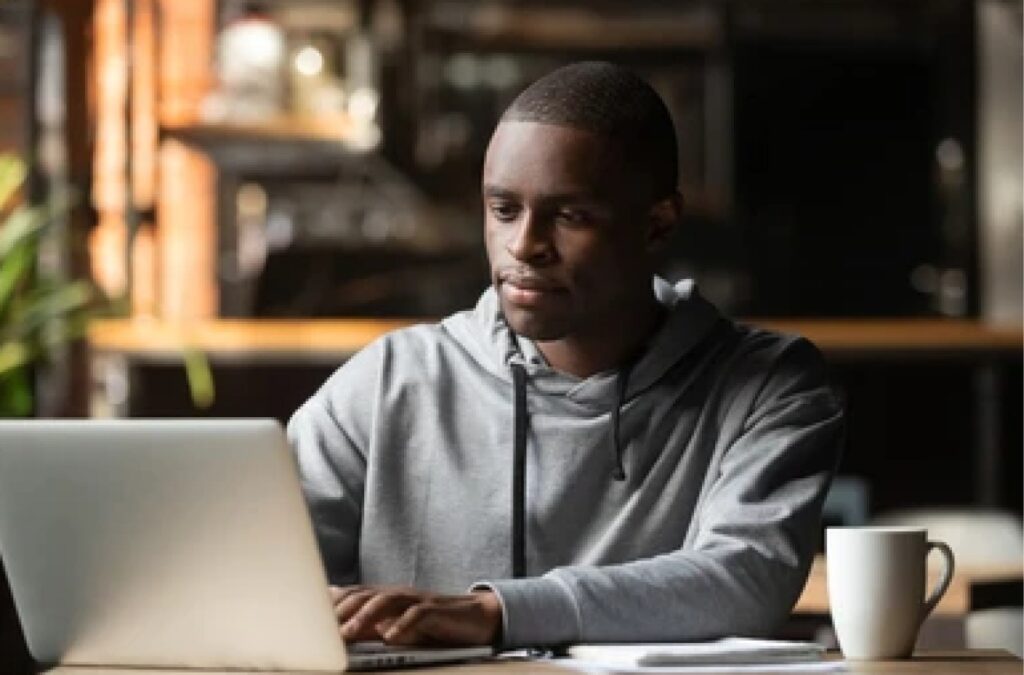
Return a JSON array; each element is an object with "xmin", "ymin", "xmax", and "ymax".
[
  {"xmin": 483, "ymin": 185, "xmax": 516, "ymax": 199},
  {"xmin": 542, "ymin": 193, "xmax": 605, "ymax": 204},
  {"xmin": 483, "ymin": 185, "xmax": 605, "ymax": 205}
]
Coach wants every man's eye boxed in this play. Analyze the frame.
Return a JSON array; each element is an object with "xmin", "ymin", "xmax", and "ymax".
[
  {"xmin": 489, "ymin": 203, "xmax": 520, "ymax": 221},
  {"xmin": 556, "ymin": 209, "xmax": 591, "ymax": 225}
]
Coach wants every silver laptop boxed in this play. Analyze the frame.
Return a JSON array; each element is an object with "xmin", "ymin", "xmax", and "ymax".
[{"xmin": 0, "ymin": 419, "xmax": 492, "ymax": 671}]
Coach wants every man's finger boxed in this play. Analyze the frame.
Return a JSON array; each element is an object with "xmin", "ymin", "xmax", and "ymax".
[
  {"xmin": 329, "ymin": 585, "xmax": 364, "ymax": 604},
  {"xmin": 373, "ymin": 616, "xmax": 397, "ymax": 637},
  {"xmin": 332, "ymin": 585, "xmax": 374, "ymax": 604},
  {"xmin": 338, "ymin": 589, "xmax": 391, "ymax": 642},
  {"xmin": 341, "ymin": 590, "xmax": 418, "ymax": 641},
  {"xmin": 385, "ymin": 602, "xmax": 486, "ymax": 646},
  {"xmin": 329, "ymin": 586, "xmax": 343, "ymax": 603},
  {"xmin": 388, "ymin": 595, "xmax": 500, "ymax": 647},
  {"xmin": 382, "ymin": 603, "xmax": 431, "ymax": 646},
  {"xmin": 334, "ymin": 588, "xmax": 379, "ymax": 623}
]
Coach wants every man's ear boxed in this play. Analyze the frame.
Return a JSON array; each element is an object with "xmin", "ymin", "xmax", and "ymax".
[{"xmin": 646, "ymin": 191, "xmax": 682, "ymax": 251}]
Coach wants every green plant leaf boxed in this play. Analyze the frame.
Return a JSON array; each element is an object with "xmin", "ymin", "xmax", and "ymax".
[
  {"xmin": 0, "ymin": 366, "xmax": 32, "ymax": 418},
  {"xmin": 0, "ymin": 341, "xmax": 31, "ymax": 377},
  {"xmin": 4, "ymin": 281, "xmax": 92, "ymax": 343},
  {"xmin": 0, "ymin": 204, "xmax": 49, "ymax": 259},
  {"xmin": 183, "ymin": 348, "xmax": 215, "ymax": 409},
  {"xmin": 0, "ymin": 155, "xmax": 101, "ymax": 416},
  {"xmin": 0, "ymin": 154, "xmax": 27, "ymax": 213},
  {"xmin": 0, "ymin": 187, "xmax": 73, "ymax": 261},
  {"xmin": 0, "ymin": 240, "xmax": 32, "ymax": 320}
]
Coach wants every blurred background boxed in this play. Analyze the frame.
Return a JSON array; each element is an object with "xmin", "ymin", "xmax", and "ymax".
[{"xmin": 0, "ymin": 0, "xmax": 1021, "ymax": 664}]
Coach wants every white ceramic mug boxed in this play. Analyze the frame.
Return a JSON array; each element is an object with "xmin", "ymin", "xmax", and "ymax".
[{"xmin": 826, "ymin": 526, "xmax": 955, "ymax": 660}]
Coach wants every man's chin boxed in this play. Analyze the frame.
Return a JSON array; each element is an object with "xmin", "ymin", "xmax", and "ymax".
[{"xmin": 501, "ymin": 304, "xmax": 570, "ymax": 342}]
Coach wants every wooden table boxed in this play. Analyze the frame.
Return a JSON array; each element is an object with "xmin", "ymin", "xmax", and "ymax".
[
  {"xmin": 836, "ymin": 650, "xmax": 1021, "ymax": 673},
  {"xmin": 38, "ymin": 650, "xmax": 1024, "ymax": 674}
]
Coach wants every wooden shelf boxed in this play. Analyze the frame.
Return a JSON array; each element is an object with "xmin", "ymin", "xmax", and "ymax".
[
  {"xmin": 753, "ymin": 318, "xmax": 1023, "ymax": 357},
  {"xmin": 88, "ymin": 318, "xmax": 414, "ymax": 362},
  {"xmin": 87, "ymin": 317, "xmax": 1023, "ymax": 363}
]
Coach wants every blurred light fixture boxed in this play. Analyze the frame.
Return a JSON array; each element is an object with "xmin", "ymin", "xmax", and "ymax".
[
  {"xmin": 346, "ymin": 86, "xmax": 381, "ymax": 151},
  {"xmin": 236, "ymin": 182, "xmax": 268, "ymax": 279},
  {"xmin": 935, "ymin": 137, "xmax": 965, "ymax": 172},
  {"xmin": 294, "ymin": 45, "xmax": 324, "ymax": 77},
  {"xmin": 483, "ymin": 55, "xmax": 519, "ymax": 90},
  {"xmin": 266, "ymin": 210, "xmax": 295, "ymax": 251},
  {"xmin": 237, "ymin": 181, "xmax": 267, "ymax": 217},
  {"xmin": 910, "ymin": 264, "xmax": 939, "ymax": 295},
  {"xmin": 348, "ymin": 86, "xmax": 379, "ymax": 122},
  {"xmin": 939, "ymin": 268, "xmax": 968, "ymax": 317},
  {"xmin": 445, "ymin": 53, "xmax": 480, "ymax": 89}
]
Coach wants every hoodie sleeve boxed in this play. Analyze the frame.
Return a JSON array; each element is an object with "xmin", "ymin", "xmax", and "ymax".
[
  {"xmin": 480, "ymin": 337, "xmax": 844, "ymax": 647},
  {"xmin": 287, "ymin": 340, "xmax": 382, "ymax": 586}
]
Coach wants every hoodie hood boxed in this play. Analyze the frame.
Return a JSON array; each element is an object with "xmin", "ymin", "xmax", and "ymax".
[{"xmin": 442, "ymin": 277, "xmax": 723, "ymax": 407}]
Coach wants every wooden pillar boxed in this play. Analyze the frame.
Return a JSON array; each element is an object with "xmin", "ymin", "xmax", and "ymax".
[
  {"xmin": 91, "ymin": 0, "xmax": 217, "ymax": 320},
  {"xmin": 89, "ymin": 0, "xmax": 128, "ymax": 300},
  {"xmin": 130, "ymin": 0, "xmax": 158, "ymax": 317},
  {"xmin": 156, "ymin": 0, "xmax": 217, "ymax": 320}
]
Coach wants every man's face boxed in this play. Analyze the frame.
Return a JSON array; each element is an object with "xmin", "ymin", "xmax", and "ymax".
[{"xmin": 482, "ymin": 121, "xmax": 661, "ymax": 342}]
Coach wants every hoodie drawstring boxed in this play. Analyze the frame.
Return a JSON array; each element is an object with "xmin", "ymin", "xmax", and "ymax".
[
  {"xmin": 511, "ymin": 363, "xmax": 528, "ymax": 578},
  {"xmin": 611, "ymin": 363, "xmax": 634, "ymax": 482}
]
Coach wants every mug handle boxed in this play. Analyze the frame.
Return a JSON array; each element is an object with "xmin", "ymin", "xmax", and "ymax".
[{"xmin": 922, "ymin": 540, "xmax": 956, "ymax": 619}]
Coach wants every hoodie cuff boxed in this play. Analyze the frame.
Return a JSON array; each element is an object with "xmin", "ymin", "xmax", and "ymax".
[{"xmin": 471, "ymin": 575, "xmax": 581, "ymax": 648}]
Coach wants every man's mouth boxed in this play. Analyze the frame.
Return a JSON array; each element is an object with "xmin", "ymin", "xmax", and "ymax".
[{"xmin": 498, "ymin": 272, "xmax": 566, "ymax": 307}]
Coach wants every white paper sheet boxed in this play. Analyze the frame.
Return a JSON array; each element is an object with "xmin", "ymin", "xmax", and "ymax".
[
  {"xmin": 549, "ymin": 638, "xmax": 846, "ymax": 673},
  {"xmin": 550, "ymin": 658, "xmax": 847, "ymax": 674}
]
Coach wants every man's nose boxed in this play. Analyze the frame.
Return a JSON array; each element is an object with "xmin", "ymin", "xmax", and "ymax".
[{"xmin": 506, "ymin": 212, "xmax": 556, "ymax": 264}]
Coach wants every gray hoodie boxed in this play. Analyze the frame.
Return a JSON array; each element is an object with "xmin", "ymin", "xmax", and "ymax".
[{"xmin": 288, "ymin": 278, "xmax": 844, "ymax": 648}]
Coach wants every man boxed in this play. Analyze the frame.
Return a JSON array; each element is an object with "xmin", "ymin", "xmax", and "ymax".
[{"xmin": 288, "ymin": 62, "xmax": 843, "ymax": 649}]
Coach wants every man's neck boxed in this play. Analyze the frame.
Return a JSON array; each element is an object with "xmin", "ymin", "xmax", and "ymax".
[{"xmin": 534, "ymin": 295, "xmax": 665, "ymax": 379}]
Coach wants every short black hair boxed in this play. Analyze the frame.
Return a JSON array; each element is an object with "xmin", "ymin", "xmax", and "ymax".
[{"xmin": 502, "ymin": 61, "xmax": 679, "ymax": 201}]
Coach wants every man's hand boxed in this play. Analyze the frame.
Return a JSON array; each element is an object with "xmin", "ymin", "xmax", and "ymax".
[{"xmin": 329, "ymin": 585, "xmax": 502, "ymax": 647}]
